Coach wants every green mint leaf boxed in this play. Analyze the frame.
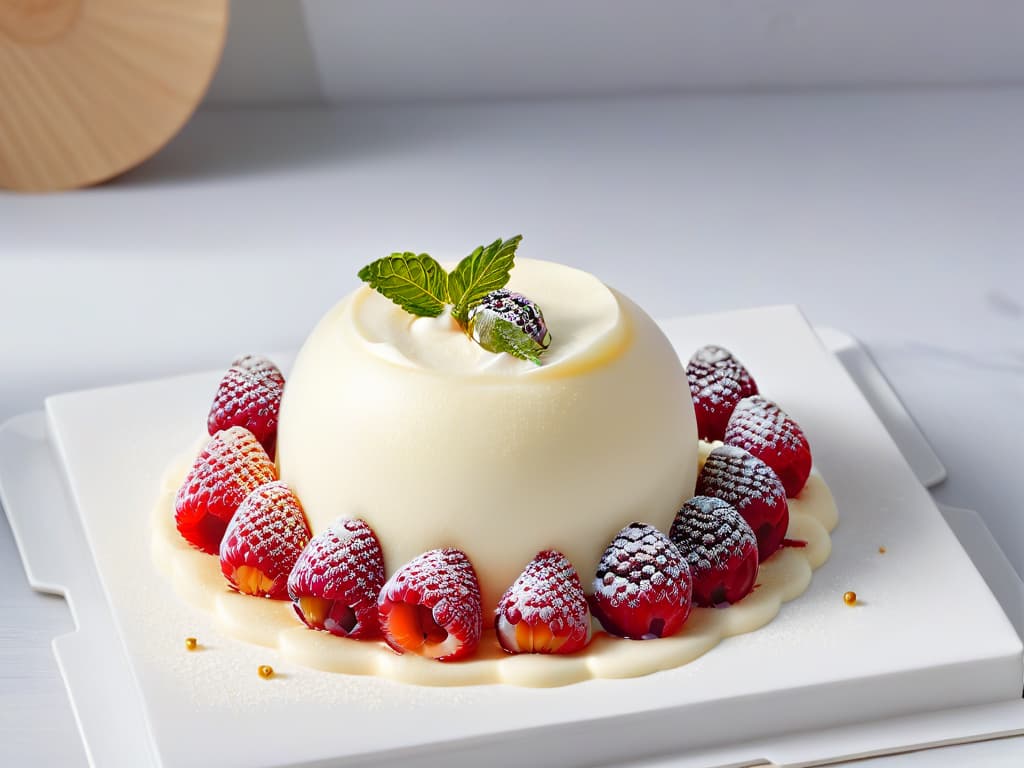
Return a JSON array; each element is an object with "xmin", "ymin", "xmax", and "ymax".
[
  {"xmin": 491, "ymin": 317, "xmax": 546, "ymax": 366},
  {"xmin": 449, "ymin": 235, "xmax": 522, "ymax": 324},
  {"xmin": 357, "ymin": 252, "xmax": 449, "ymax": 317}
]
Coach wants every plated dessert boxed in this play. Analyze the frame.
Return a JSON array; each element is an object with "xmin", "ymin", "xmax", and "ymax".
[{"xmin": 155, "ymin": 236, "xmax": 837, "ymax": 686}]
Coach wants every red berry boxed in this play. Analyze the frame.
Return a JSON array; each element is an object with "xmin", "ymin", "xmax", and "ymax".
[
  {"xmin": 174, "ymin": 427, "xmax": 277, "ymax": 554},
  {"xmin": 495, "ymin": 550, "xmax": 592, "ymax": 655},
  {"xmin": 219, "ymin": 481, "xmax": 311, "ymax": 599},
  {"xmin": 288, "ymin": 518, "xmax": 385, "ymax": 639},
  {"xmin": 696, "ymin": 445, "xmax": 789, "ymax": 561},
  {"xmin": 378, "ymin": 549, "xmax": 482, "ymax": 662},
  {"xmin": 591, "ymin": 523, "xmax": 692, "ymax": 640},
  {"xmin": 208, "ymin": 355, "xmax": 285, "ymax": 457},
  {"xmin": 724, "ymin": 395, "xmax": 812, "ymax": 497},
  {"xmin": 686, "ymin": 345, "xmax": 759, "ymax": 441},
  {"xmin": 670, "ymin": 496, "xmax": 759, "ymax": 606}
]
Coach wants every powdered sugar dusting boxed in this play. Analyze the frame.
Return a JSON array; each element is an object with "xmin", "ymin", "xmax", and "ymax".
[
  {"xmin": 671, "ymin": 496, "xmax": 757, "ymax": 572},
  {"xmin": 698, "ymin": 445, "xmax": 786, "ymax": 511},
  {"xmin": 724, "ymin": 395, "xmax": 812, "ymax": 497},
  {"xmin": 287, "ymin": 518, "xmax": 385, "ymax": 639},
  {"xmin": 208, "ymin": 355, "xmax": 286, "ymax": 455},
  {"xmin": 669, "ymin": 495, "xmax": 760, "ymax": 606},
  {"xmin": 219, "ymin": 480, "xmax": 312, "ymax": 598},
  {"xmin": 173, "ymin": 427, "xmax": 277, "ymax": 552},
  {"xmin": 593, "ymin": 523, "xmax": 691, "ymax": 610},
  {"xmin": 725, "ymin": 396, "xmax": 803, "ymax": 450},
  {"xmin": 686, "ymin": 345, "xmax": 759, "ymax": 441},
  {"xmin": 496, "ymin": 550, "xmax": 591, "ymax": 652},
  {"xmin": 696, "ymin": 444, "xmax": 789, "ymax": 560},
  {"xmin": 379, "ymin": 548, "xmax": 483, "ymax": 661}
]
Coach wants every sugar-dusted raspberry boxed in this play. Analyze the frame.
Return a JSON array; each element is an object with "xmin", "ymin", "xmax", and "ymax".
[
  {"xmin": 174, "ymin": 427, "xmax": 277, "ymax": 554},
  {"xmin": 724, "ymin": 395, "xmax": 812, "ymax": 497},
  {"xmin": 207, "ymin": 355, "xmax": 285, "ymax": 456},
  {"xmin": 219, "ymin": 481, "xmax": 312, "ymax": 599},
  {"xmin": 496, "ymin": 550, "xmax": 592, "ymax": 654},
  {"xmin": 591, "ymin": 523, "xmax": 692, "ymax": 640},
  {"xmin": 288, "ymin": 518, "xmax": 386, "ymax": 639},
  {"xmin": 378, "ymin": 549, "xmax": 483, "ymax": 662},
  {"xmin": 686, "ymin": 345, "xmax": 759, "ymax": 441},
  {"xmin": 670, "ymin": 496, "xmax": 759, "ymax": 606},
  {"xmin": 696, "ymin": 445, "xmax": 789, "ymax": 561}
]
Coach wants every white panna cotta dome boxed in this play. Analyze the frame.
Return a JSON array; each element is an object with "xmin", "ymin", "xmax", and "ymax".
[{"xmin": 276, "ymin": 259, "xmax": 698, "ymax": 620}]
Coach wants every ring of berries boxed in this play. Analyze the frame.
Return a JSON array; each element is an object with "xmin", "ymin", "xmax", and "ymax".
[{"xmin": 174, "ymin": 338, "xmax": 818, "ymax": 664}]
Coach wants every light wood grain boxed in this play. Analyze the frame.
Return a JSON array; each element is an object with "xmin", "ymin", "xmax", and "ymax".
[{"xmin": 0, "ymin": 0, "xmax": 228, "ymax": 192}]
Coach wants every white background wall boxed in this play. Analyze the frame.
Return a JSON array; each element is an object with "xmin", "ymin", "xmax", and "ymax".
[{"xmin": 205, "ymin": 0, "xmax": 1024, "ymax": 106}]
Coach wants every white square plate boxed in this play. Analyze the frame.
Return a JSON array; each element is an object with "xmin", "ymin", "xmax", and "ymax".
[{"xmin": 33, "ymin": 306, "xmax": 1024, "ymax": 768}]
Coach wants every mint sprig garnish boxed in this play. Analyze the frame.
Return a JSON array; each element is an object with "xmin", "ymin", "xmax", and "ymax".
[
  {"xmin": 449, "ymin": 235, "xmax": 521, "ymax": 324},
  {"xmin": 357, "ymin": 235, "xmax": 549, "ymax": 365},
  {"xmin": 357, "ymin": 252, "xmax": 449, "ymax": 317},
  {"xmin": 491, "ymin": 317, "xmax": 546, "ymax": 365}
]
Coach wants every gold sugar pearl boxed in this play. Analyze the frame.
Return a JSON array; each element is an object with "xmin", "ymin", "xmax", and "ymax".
[
  {"xmin": 879, "ymin": 546, "xmax": 887, "ymax": 554},
  {"xmin": 258, "ymin": 665, "xmax": 274, "ymax": 679},
  {"xmin": 843, "ymin": 591, "xmax": 858, "ymax": 606},
  {"xmin": 185, "ymin": 637, "xmax": 198, "ymax": 651}
]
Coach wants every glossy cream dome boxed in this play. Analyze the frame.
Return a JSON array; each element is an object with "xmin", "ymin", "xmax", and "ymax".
[{"xmin": 275, "ymin": 259, "xmax": 699, "ymax": 618}]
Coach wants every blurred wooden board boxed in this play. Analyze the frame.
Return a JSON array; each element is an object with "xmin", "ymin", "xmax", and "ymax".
[{"xmin": 0, "ymin": 0, "xmax": 228, "ymax": 192}]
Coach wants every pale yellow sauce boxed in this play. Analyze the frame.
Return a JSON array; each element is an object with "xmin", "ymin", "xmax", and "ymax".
[{"xmin": 153, "ymin": 442, "xmax": 837, "ymax": 688}]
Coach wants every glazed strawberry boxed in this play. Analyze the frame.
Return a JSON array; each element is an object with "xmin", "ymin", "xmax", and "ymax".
[
  {"xmin": 174, "ymin": 427, "xmax": 277, "ymax": 554},
  {"xmin": 686, "ymin": 345, "xmax": 759, "ymax": 441},
  {"xmin": 670, "ymin": 496, "xmax": 759, "ymax": 606},
  {"xmin": 219, "ymin": 481, "xmax": 311, "ymax": 599},
  {"xmin": 378, "ymin": 549, "xmax": 482, "ymax": 662},
  {"xmin": 696, "ymin": 445, "xmax": 789, "ymax": 561},
  {"xmin": 207, "ymin": 355, "xmax": 286, "ymax": 456},
  {"xmin": 724, "ymin": 395, "xmax": 812, "ymax": 497},
  {"xmin": 288, "ymin": 518, "xmax": 385, "ymax": 638},
  {"xmin": 591, "ymin": 523, "xmax": 692, "ymax": 640},
  {"xmin": 495, "ymin": 550, "xmax": 592, "ymax": 655}
]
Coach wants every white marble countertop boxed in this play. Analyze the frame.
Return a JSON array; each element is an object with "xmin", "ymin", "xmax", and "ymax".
[{"xmin": 1, "ymin": 87, "xmax": 1021, "ymax": 766}]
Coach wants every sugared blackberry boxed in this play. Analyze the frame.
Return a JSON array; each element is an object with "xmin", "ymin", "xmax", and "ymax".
[{"xmin": 467, "ymin": 289, "xmax": 552, "ymax": 354}]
